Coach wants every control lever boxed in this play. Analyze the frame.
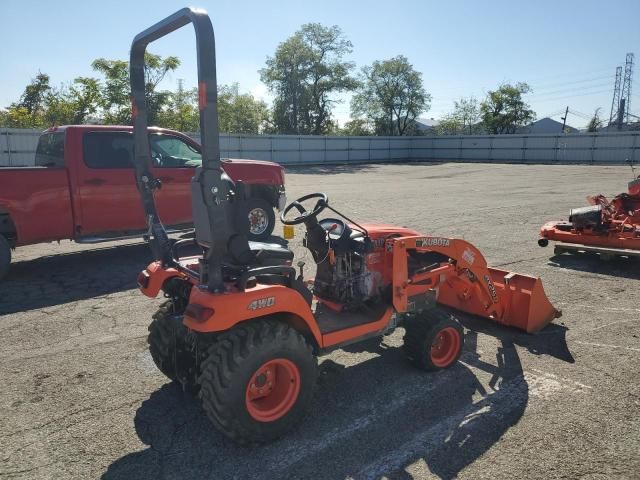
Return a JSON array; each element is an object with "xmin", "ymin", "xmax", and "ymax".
[{"xmin": 297, "ymin": 260, "xmax": 305, "ymax": 280}]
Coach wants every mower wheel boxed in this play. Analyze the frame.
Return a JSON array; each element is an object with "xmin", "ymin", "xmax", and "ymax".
[
  {"xmin": 198, "ymin": 319, "xmax": 317, "ymax": 444},
  {"xmin": 403, "ymin": 309, "xmax": 464, "ymax": 371},
  {"xmin": 148, "ymin": 300, "xmax": 198, "ymax": 387},
  {"xmin": 0, "ymin": 235, "xmax": 10, "ymax": 281}
]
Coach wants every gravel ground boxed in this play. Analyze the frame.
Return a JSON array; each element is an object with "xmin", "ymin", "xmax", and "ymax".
[{"xmin": 1, "ymin": 162, "xmax": 639, "ymax": 480}]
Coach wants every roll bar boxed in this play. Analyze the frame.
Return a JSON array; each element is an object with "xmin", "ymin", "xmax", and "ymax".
[{"xmin": 129, "ymin": 7, "xmax": 221, "ymax": 263}]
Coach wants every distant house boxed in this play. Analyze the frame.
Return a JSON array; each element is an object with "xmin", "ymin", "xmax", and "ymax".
[{"xmin": 517, "ymin": 117, "xmax": 578, "ymax": 134}]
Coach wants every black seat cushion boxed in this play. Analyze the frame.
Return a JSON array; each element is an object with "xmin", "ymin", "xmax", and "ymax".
[{"xmin": 249, "ymin": 240, "xmax": 294, "ymax": 264}]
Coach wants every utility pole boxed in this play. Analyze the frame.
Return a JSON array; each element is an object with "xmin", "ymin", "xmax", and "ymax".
[
  {"xmin": 617, "ymin": 98, "xmax": 626, "ymax": 130},
  {"xmin": 621, "ymin": 53, "xmax": 634, "ymax": 123},
  {"xmin": 560, "ymin": 106, "xmax": 569, "ymax": 133},
  {"xmin": 609, "ymin": 66, "xmax": 623, "ymax": 125}
]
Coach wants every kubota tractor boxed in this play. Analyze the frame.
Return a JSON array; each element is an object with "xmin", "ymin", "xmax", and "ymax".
[
  {"xmin": 129, "ymin": 8, "xmax": 561, "ymax": 444},
  {"xmin": 539, "ymin": 175, "xmax": 640, "ymax": 259}
]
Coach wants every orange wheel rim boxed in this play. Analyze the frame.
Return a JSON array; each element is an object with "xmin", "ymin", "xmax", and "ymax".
[
  {"xmin": 430, "ymin": 327, "xmax": 461, "ymax": 367},
  {"xmin": 245, "ymin": 358, "xmax": 301, "ymax": 422}
]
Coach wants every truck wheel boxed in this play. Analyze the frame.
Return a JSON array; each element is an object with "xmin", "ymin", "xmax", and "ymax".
[
  {"xmin": 0, "ymin": 235, "xmax": 11, "ymax": 281},
  {"xmin": 403, "ymin": 309, "xmax": 464, "ymax": 371},
  {"xmin": 198, "ymin": 320, "xmax": 317, "ymax": 444},
  {"xmin": 244, "ymin": 198, "xmax": 275, "ymax": 241},
  {"xmin": 148, "ymin": 300, "xmax": 198, "ymax": 387}
]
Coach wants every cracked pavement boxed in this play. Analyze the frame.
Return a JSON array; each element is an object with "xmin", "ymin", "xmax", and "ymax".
[{"xmin": 0, "ymin": 162, "xmax": 639, "ymax": 479}]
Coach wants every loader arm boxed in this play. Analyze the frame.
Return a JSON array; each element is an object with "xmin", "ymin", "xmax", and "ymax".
[{"xmin": 391, "ymin": 235, "xmax": 560, "ymax": 333}]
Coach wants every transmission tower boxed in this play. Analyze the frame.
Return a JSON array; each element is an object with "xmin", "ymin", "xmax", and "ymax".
[
  {"xmin": 609, "ymin": 66, "xmax": 622, "ymax": 125},
  {"xmin": 621, "ymin": 52, "xmax": 634, "ymax": 123}
]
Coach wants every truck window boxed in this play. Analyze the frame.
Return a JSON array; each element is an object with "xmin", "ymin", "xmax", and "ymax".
[
  {"xmin": 150, "ymin": 135, "xmax": 201, "ymax": 168},
  {"xmin": 83, "ymin": 132, "xmax": 134, "ymax": 169},
  {"xmin": 35, "ymin": 132, "xmax": 65, "ymax": 168}
]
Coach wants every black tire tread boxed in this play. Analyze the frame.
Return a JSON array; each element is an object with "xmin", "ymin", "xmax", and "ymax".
[
  {"xmin": 147, "ymin": 300, "xmax": 188, "ymax": 382},
  {"xmin": 198, "ymin": 319, "xmax": 316, "ymax": 444},
  {"xmin": 0, "ymin": 235, "xmax": 11, "ymax": 281},
  {"xmin": 403, "ymin": 308, "xmax": 464, "ymax": 371}
]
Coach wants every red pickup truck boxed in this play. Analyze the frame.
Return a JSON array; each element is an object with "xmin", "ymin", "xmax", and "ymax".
[{"xmin": 0, "ymin": 125, "xmax": 286, "ymax": 280}]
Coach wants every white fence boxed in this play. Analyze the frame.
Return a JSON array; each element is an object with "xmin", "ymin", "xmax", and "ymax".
[{"xmin": 2, "ymin": 128, "xmax": 640, "ymax": 167}]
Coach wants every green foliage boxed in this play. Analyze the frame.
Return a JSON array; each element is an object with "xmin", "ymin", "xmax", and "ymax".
[
  {"xmin": 156, "ymin": 84, "xmax": 199, "ymax": 133},
  {"xmin": 260, "ymin": 23, "xmax": 357, "ymax": 135},
  {"xmin": 587, "ymin": 107, "xmax": 603, "ymax": 132},
  {"xmin": 480, "ymin": 83, "xmax": 535, "ymax": 134},
  {"xmin": 436, "ymin": 97, "xmax": 481, "ymax": 135},
  {"xmin": 339, "ymin": 118, "xmax": 373, "ymax": 136},
  {"xmin": 92, "ymin": 52, "xmax": 179, "ymax": 125},
  {"xmin": 435, "ymin": 114, "xmax": 462, "ymax": 135},
  {"xmin": 351, "ymin": 55, "xmax": 430, "ymax": 136},
  {"xmin": 0, "ymin": 73, "xmax": 100, "ymax": 128},
  {"xmin": 218, "ymin": 83, "xmax": 269, "ymax": 134}
]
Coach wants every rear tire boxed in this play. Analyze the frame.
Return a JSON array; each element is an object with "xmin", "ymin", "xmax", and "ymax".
[
  {"xmin": 0, "ymin": 235, "xmax": 10, "ymax": 281},
  {"xmin": 403, "ymin": 309, "xmax": 464, "ymax": 371},
  {"xmin": 148, "ymin": 300, "xmax": 198, "ymax": 387},
  {"xmin": 198, "ymin": 320, "xmax": 317, "ymax": 444}
]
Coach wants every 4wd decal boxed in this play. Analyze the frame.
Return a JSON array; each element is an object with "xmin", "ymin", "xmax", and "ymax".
[
  {"xmin": 483, "ymin": 275, "xmax": 499, "ymax": 303},
  {"xmin": 372, "ymin": 238, "xmax": 386, "ymax": 249},
  {"xmin": 416, "ymin": 237, "xmax": 450, "ymax": 248},
  {"xmin": 248, "ymin": 297, "xmax": 275, "ymax": 310}
]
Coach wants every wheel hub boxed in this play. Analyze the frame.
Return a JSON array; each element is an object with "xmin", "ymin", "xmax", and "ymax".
[
  {"xmin": 248, "ymin": 207, "xmax": 269, "ymax": 235},
  {"xmin": 245, "ymin": 358, "xmax": 300, "ymax": 422},
  {"xmin": 430, "ymin": 327, "xmax": 461, "ymax": 367}
]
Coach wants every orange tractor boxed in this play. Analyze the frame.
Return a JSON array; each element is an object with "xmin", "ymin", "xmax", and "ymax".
[
  {"xmin": 130, "ymin": 8, "xmax": 561, "ymax": 444},
  {"xmin": 539, "ymin": 175, "xmax": 640, "ymax": 258}
]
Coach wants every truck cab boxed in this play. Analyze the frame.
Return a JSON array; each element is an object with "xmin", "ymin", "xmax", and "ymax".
[{"xmin": 0, "ymin": 125, "xmax": 285, "ymax": 280}]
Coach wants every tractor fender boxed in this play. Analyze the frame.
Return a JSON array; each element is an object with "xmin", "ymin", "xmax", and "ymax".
[
  {"xmin": 138, "ymin": 261, "xmax": 184, "ymax": 298},
  {"xmin": 184, "ymin": 283, "xmax": 322, "ymax": 347}
]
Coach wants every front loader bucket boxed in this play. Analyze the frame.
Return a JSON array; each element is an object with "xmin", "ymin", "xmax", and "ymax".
[{"xmin": 437, "ymin": 267, "xmax": 561, "ymax": 333}]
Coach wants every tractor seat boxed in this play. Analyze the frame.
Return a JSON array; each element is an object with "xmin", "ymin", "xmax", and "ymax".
[
  {"xmin": 249, "ymin": 240, "xmax": 294, "ymax": 265},
  {"xmin": 227, "ymin": 239, "xmax": 294, "ymax": 267}
]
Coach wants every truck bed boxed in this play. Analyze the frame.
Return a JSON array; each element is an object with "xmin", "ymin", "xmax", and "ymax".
[{"xmin": 0, "ymin": 168, "xmax": 74, "ymax": 245}]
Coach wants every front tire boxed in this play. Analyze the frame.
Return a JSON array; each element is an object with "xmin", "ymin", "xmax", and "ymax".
[
  {"xmin": 0, "ymin": 235, "xmax": 11, "ymax": 281},
  {"xmin": 244, "ymin": 197, "xmax": 276, "ymax": 241},
  {"xmin": 403, "ymin": 308, "xmax": 464, "ymax": 371},
  {"xmin": 198, "ymin": 320, "xmax": 317, "ymax": 444}
]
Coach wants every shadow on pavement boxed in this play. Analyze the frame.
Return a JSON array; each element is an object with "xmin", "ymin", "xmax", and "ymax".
[
  {"xmin": 0, "ymin": 242, "xmax": 151, "ymax": 315},
  {"xmin": 546, "ymin": 253, "xmax": 640, "ymax": 280},
  {"xmin": 287, "ymin": 163, "xmax": 380, "ymax": 175},
  {"xmin": 102, "ymin": 317, "xmax": 573, "ymax": 480}
]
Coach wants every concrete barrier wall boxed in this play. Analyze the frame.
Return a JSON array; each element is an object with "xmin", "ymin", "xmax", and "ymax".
[{"xmin": 2, "ymin": 128, "xmax": 639, "ymax": 167}]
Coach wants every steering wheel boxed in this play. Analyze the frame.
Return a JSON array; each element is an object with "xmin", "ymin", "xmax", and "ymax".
[{"xmin": 280, "ymin": 193, "xmax": 328, "ymax": 225}]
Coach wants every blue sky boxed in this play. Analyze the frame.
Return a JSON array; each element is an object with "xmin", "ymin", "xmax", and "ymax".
[{"xmin": 1, "ymin": 0, "xmax": 639, "ymax": 129}]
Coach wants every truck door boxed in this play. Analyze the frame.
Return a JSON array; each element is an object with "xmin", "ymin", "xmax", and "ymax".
[
  {"xmin": 76, "ymin": 131, "xmax": 145, "ymax": 236},
  {"xmin": 149, "ymin": 133, "xmax": 200, "ymax": 226}
]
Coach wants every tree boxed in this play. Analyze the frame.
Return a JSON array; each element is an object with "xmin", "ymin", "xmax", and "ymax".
[
  {"xmin": 351, "ymin": 55, "xmax": 430, "ymax": 136},
  {"xmin": 480, "ymin": 82, "xmax": 535, "ymax": 134},
  {"xmin": 44, "ymin": 77, "xmax": 101, "ymax": 126},
  {"xmin": 260, "ymin": 23, "xmax": 357, "ymax": 135},
  {"xmin": 453, "ymin": 97, "xmax": 480, "ymax": 134},
  {"xmin": 0, "ymin": 72, "xmax": 52, "ymax": 127},
  {"xmin": 435, "ymin": 113, "xmax": 462, "ymax": 135},
  {"xmin": 92, "ymin": 52, "xmax": 179, "ymax": 125},
  {"xmin": 156, "ymin": 82, "xmax": 199, "ymax": 132},
  {"xmin": 218, "ymin": 83, "xmax": 269, "ymax": 134},
  {"xmin": 339, "ymin": 118, "xmax": 373, "ymax": 136},
  {"xmin": 587, "ymin": 107, "xmax": 604, "ymax": 132}
]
